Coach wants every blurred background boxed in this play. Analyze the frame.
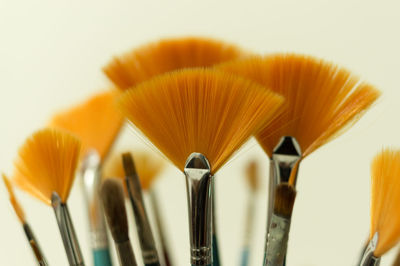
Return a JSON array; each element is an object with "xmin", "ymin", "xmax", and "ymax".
[{"xmin": 0, "ymin": 0, "xmax": 399, "ymax": 265}]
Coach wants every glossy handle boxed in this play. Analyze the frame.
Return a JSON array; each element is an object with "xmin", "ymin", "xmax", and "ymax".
[
  {"xmin": 145, "ymin": 263, "xmax": 161, "ymax": 266},
  {"xmin": 93, "ymin": 248, "xmax": 113, "ymax": 266},
  {"xmin": 212, "ymin": 234, "xmax": 220, "ymax": 266}
]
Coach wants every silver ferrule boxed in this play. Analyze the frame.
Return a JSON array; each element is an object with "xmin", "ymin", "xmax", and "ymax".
[
  {"xmin": 125, "ymin": 164, "xmax": 159, "ymax": 264},
  {"xmin": 51, "ymin": 192, "xmax": 85, "ymax": 266},
  {"xmin": 264, "ymin": 214, "xmax": 291, "ymax": 266},
  {"xmin": 359, "ymin": 233, "xmax": 380, "ymax": 266},
  {"xmin": 23, "ymin": 223, "xmax": 48, "ymax": 266},
  {"xmin": 267, "ymin": 137, "xmax": 301, "ymax": 232},
  {"xmin": 80, "ymin": 150, "xmax": 109, "ymax": 249},
  {"xmin": 184, "ymin": 153, "xmax": 213, "ymax": 266}
]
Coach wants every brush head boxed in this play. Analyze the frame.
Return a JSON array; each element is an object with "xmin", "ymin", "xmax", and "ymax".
[
  {"xmin": 49, "ymin": 90, "xmax": 123, "ymax": 160},
  {"xmin": 217, "ymin": 54, "xmax": 381, "ymax": 157},
  {"xmin": 103, "ymin": 150, "xmax": 165, "ymax": 190},
  {"xmin": 104, "ymin": 37, "xmax": 247, "ymax": 90},
  {"xmin": 118, "ymin": 68, "xmax": 284, "ymax": 173},
  {"xmin": 13, "ymin": 128, "xmax": 81, "ymax": 205},
  {"xmin": 273, "ymin": 183, "xmax": 296, "ymax": 219},
  {"xmin": 370, "ymin": 149, "xmax": 400, "ymax": 257},
  {"xmin": 100, "ymin": 178, "xmax": 129, "ymax": 243},
  {"xmin": 245, "ymin": 160, "xmax": 259, "ymax": 192},
  {"xmin": 2, "ymin": 173, "xmax": 25, "ymax": 224}
]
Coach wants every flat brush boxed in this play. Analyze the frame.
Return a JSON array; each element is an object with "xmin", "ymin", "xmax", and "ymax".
[
  {"xmin": 101, "ymin": 178, "xmax": 137, "ymax": 266},
  {"xmin": 13, "ymin": 128, "xmax": 84, "ymax": 266},
  {"xmin": 359, "ymin": 149, "xmax": 400, "ymax": 266},
  {"xmin": 240, "ymin": 160, "xmax": 259, "ymax": 266},
  {"xmin": 264, "ymin": 184, "xmax": 296, "ymax": 266},
  {"xmin": 2, "ymin": 174, "xmax": 48, "ymax": 266},
  {"xmin": 122, "ymin": 152, "xmax": 160, "ymax": 266}
]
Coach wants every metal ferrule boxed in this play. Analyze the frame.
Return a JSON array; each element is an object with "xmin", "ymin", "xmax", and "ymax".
[
  {"xmin": 359, "ymin": 233, "xmax": 381, "ymax": 266},
  {"xmin": 125, "ymin": 166, "xmax": 159, "ymax": 265},
  {"xmin": 264, "ymin": 214, "xmax": 291, "ymax": 266},
  {"xmin": 184, "ymin": 153, "xmax": 213, "ymax": 266},
  {"xmin": 267, "ymin": 136, "xmax": 301, "ymax": 231},
  {"xmin": 80, "ymin": 150, "xmax": 110, "ymax": 249},
  {"xmin": 23, "ymin": 223, "xmax": 48, "ymax": 266},
  {"xmin": 51, "ymin": 192, "xmax": 85, "ymax": 266}
]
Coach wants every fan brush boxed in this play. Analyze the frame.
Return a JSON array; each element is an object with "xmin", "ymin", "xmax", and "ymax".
[
  {"xmin": 13, "ymin": 128, "xmax": 84, "ymax": 266},
  {"xmin": 360, "ymin": 149, "xmax": 400, "ymax": 265},
  {"xmin": 2, "ymin": 173, "xmax": 48, "ymax": 266},
  {"xmin": 103, "ymin": 36, "xmax": 247, "ymax": 91},
  {"xmin": 118, "ymin": 68, "xmax": 284, "ymax": 265},
  {"xmin": 50, "ymin": 90, "xmax": 124, "ymax": 266},
  {"xmin": 240, "ymin": 160, "xmax": 260, "ymax": 266},
  {"xmin": 217, "ymin": 54, "xmax": 381, "ymax": 265}
]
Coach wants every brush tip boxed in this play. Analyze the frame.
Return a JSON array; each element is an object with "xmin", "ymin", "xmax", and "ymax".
[
  {"xmin": 274, "ymin": 183, "xmax": 297, "ymax": 218},
  {"xmin": 122, "ymin": 152, "xmax": 137, "ymax": 178},
  {"xmin": 100, "ymin": 178, "xmax": 129, "ymax": 243}
]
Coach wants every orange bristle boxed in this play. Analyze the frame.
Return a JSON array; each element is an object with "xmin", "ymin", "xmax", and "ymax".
[
  {"xmin": 2, "ymin": 173, "xmax": 25, "ymax": 224},
  {"xmin": 13, "ymin": 128, "xmax": 81, "ymax": 205},
  {"xmin": 370, "ymin": 149, "xmax": 400, "ymax": 257},
  {"xmin": 104, "ymin": 37, "xmax": 248, "ymax": 90},
  {"xmin": 245, "ymin": 160, "xmax": 259, "ymax": 192},
  {"xmin": 217, "ymin": 55, "xmax": 381, "ymax": 158},
  {"xmin": 49, "ymin": 90, "xmax": 123, "ymax": 159},
  {"xmin": 103, "ymin": 151, "xmax": 165, "ymax": 190},
  {"xmin": 118, "ymin": 68, "xmax": 284, "ymax": 173}
]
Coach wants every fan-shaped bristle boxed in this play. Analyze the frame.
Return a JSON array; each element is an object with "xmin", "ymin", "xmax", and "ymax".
[
  {"xmin": 370, "ymin": 149, "xmax": 400, "ymax": 257},
  {"xmin": 49, "ymin": 90, "xmax": 123, "ymax": 159},
  {"xmin": 118, "ymin": 68, "xmax": 284, "ymax": 173},
  {"xmin": 217, "ymin": 55, "xmax": 381, "ymax": 157},
  {"xmin": 2, "ymin": 173, "xmax": 25, "ymax": 223},
  {"xmin": 13, "ymin": 128, "xmax": 81, "ymax": 205},
  {"xmin": 245, "ymin": 160, "xmax": 259, "ymax": 192},
  {"xmin": 104, "ymin": 37, "xmax": 247, "ymax": 90},
  {"xmin": 103, "ymin": 151, "xmax": 165, "ymax": 190}
]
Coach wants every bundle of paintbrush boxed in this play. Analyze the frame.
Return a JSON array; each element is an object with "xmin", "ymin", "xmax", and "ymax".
[{"xmin": 2, "ymin": 36, "xmax": 390, "ymax": 266}]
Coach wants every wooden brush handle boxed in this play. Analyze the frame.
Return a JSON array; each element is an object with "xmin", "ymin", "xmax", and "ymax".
[{"xmin": 116, "ymin": 240, "xmax": 137, "ymax": 266}]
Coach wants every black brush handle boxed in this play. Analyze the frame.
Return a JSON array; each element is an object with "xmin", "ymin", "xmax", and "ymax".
[{"xmin": 116, "ymin": 240, "xmax": 137, "ymax": 266}]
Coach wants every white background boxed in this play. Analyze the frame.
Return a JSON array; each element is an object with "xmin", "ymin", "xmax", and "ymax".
[{"xmin": 0, "ymin": 0, "xmax": 399, "ymax": 265}]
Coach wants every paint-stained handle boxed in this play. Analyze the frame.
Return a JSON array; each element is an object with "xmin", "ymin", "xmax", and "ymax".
[{"xmin": 93, "ymin": 248, "xmax": 113, "ymax": 266}]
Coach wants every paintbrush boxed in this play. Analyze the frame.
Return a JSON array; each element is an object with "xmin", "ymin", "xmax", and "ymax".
[
  {"xmin": 217, "ymin": 54, "xmax": 381, "ymax": 265},
  {"xmin": 359, "ymin": 149, "xmax": 400, "ymax": 265},
  {"xmin": 103, "ymin": 150, "xmax": 172, "ymax": 266},
  {"xmin": 2, "ymin": 173, "xmax": 48, "ymax": 266},
  {"xmin": 13, "ymin": 128, "xmax": 84, "ymax": 266},
  {"xmin": 240, "ymin": 160, "xmax": 260, "ymax": 266},
  {"xmin": 101, "ymin": 177, "xmax": 137, "ymax": 266},
  {"xmin": 50, "ymin": 90, "xmax": 124, "ymax": 266},
  {"xmin": 122, "ymin": 152, "xmax": 160, "ymax": 266},
  {"xmin": 103, "ymin": 36, "xmax": 247, "ymax": 91},
  {"xmin": 117, "ymin": 68, "xmax": 284, "ymax": 265}
]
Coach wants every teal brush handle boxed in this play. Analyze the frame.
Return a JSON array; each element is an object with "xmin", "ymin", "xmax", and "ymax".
[
  {"xmin": 93, "ymin": 248, "xmax": 112, "ymax": 266},
  {"xmin": 212, "ymin": 234, "xmax": 220, "ymax": 266},
  {"xmin": 240, "ymin": 247, "xmax": 249, "ymax": 266}
]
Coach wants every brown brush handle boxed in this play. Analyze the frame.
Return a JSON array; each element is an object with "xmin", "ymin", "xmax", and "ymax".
[{"xmin": 116, "ymin": 240, "xmax": 137, "ymax": 266}]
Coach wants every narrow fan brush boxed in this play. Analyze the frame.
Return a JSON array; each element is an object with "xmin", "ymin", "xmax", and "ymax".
[
  {"xmin": 50, "ymin": 90, "xmax": 124, "ymax": 266},
  {"xmin": 240, "ymin": 160, "xmax": 260, "ymax": 266},
  {"xmin": 217, "ymin": 54, "xmax": 381, "ymax": 265},
  {"xmin": 2, "ymin": 173, "xmax": 48, "ymax": 266},
  {"xmin": 100, "ymin": 178, "xmax": 137, "ymax": 266},
  {"xmin": 103, "ymin": 150, "xmax": 172, "ymax": 266},
  {"xmin": 13, "ymin": 128, "xmax": 84, "ymax": 266},
  {"xmin": 118, "ymin": 68, "xmax": 284, "ymax": 265},
  {"xmin": 359, "ymin": 149, "xmax": 400, "ymax": 265},
  {"xmin": 103, "ymin": 37, "xmax": 247, "ymax": 91}
]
